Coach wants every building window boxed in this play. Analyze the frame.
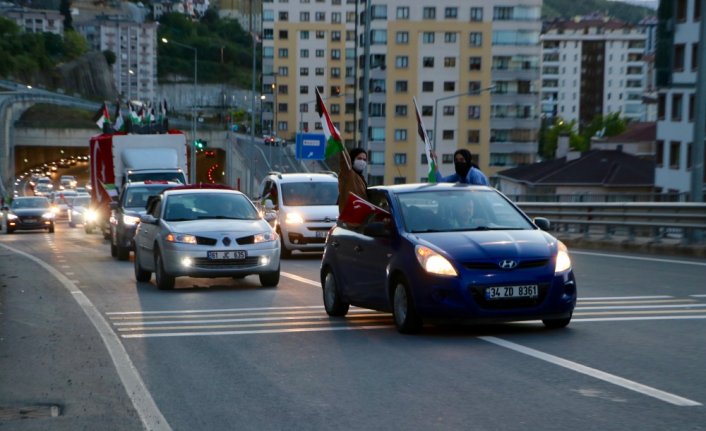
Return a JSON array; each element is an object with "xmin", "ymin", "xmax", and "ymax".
[
  {"xmin": 396, "ymin": 31, "xmax": 409, "ymax": 44},
  {"xmin": 444, "ymin": 32, "xmax": 457, "ymax": 43},
  {"xmin": 669, "ymin": 141, "xmax": 680, "ymax": 169},
  {"xmin": 687, "ymin": 142, "xmax": 693, "ymax": 169},
  {"xmin": 468, "ymin": 81, "xmax": 481, "ymax": 92},
  {"xmin": 394, "ymin": 129, "xmax": 407, "ymax": 141},
  {"xmin": 331, "ymin": 31, "xmax": 341, "ymax": 41},
  {"xmin": 279, "ymin": 30, "xmax": 288, "ymax": 39},
  {"xmin": 444, "ymin": 57, "xmax": 456, "ymax": 67},
  {"xmin": 657, "ymin": 94, "xmax": 666, "ymax": 120},
  {"xmin": 300, "ymin": 11, "xmax": 310, "ymax": 21},
  {"xmin": 422, "ymin": 106, "xmax": 433, "ymax": 116},
  {"xmin": 394, "ymin": 177, "xmax": 407, "ymax": 185},
  {"xmin": 675, "ymin": 0, "xmax": 687, "ymax": 21},
  {"xmin": 443, "ymin": 106, "xmax": 455, "ymax": 116},
  {"xmin": 397, "ymin": 6, "xmax": 409, "ymax": 19},
  {"xmin": 469, "ymin": 57, "xmax": 482, "ymax": 71},
  {"xmin": 279, "ymin": 11, "xmax": 289, "ymax": 21},
  {"xmin": 370, "ymin": 151, "xmax": 385, "ymax": 165},
  {"xmin": 395, "ymin": 81, "xmax": 408, "ymax": 92},
  {"xmin": 470, "ymin": 32, "xmax": 483, "ymax": 47},
  {"xmin": 445, "ymin": 7, "xmax": 458, "ymax": 18},
  {"xmin": 442, "ymin": 130, "xmax": 454, "ymax": 140},
  {"xmin": 493, "ymin": 6, "xmax": 513, "ymax": 20},
  {"xmin": 423, "ymin": 7, "xmax": 436, "ymax": 19},
  {"xmin": 470, "ymin": 7, "xmax": 483, "ymax": 21},
  {"xmin": 395, "ymin": 56, "xmax": 409, "ymax": 68},
  {"xmin": 315, "ymin": 11, "xmax": 325, "ymax": 21},
  {"xmin": 689, "ymin": 94, "xmax": 695, "ymax": 122},
  {"xmin": 278, "ymin": 48, "xmax": 289, "ymax": 58},
  {"xmin": 423, "ymin": 57, "xmax": 434, "ymax": 67},
  {"xmin": 332, "ymin": 12, "xmax": 341, "ymax": 23},
  {"xmin": 316, "ymin": 30, "xmax": 325, "ymax": 39},
  {"xmin": 467, "ymin": 129, "xmax": 480, "ymax": 143},
  {"xmin": 300, "ymin": 67, "xmax": 309, "ymax": 76},
  {"xmin": 300, "ymin": 30, "xmax": 309, "ymax": 39},
  {"xmin": 331, "ymin": 49, "xmax": 341, "ymax": 60},
  {"xmin": 674, "ymin": 44, "xmax": 685, "ymax": 71},
  {"xmin": 443, "ymin": 82, "xmax": 455, "ymax": 92},
  {"xmin": 394, "ymin": 153, "xmax": 407, "ymax": 165},
  {"xmin": 315, "ymin": 67, "xmax": 324, "ymax": 76},
  {"xmin": 395, "ymin": 105, "xmax": 408, "ymax": 117},
  {"xmin": 422, "ymin": 81, "xmax": 434, "ymax": 92},
  {"xmin": 331, "ymin": 67, "xmax": 341, "ymax": 78},
  {"xmin": 656, "ymin": 140, "xmax": 664, "ymax": 167},
  {"xmin": 672, "ymin": 93, "xmax": 683, "ymax": 121},
  {"xmin": 300, "ymin": 85, "xmax": 309, "ymax": 95},
  {"xmin": 468, "ymin": 105, "xmax": 481, "ymax": 119},
  {"xmin": 422, "ymin": 32, "xmax": 435, "ymax": 43},
  {"xmin": 442, "ymin": 154, "xmax": 454, "ymax": 163}
]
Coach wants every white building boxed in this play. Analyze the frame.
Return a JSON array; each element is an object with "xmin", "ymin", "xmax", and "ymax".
[
  {"xmin": 654, "ymin": 0, "xmax": 705, "ymax": 195},
  {"xmin": 541, "ymin": 17, "xmax": 648, "ymax": 126},
  {"xmin": 77, "ymin": 16, "xmax": 158, "ymax": 103},
  {"xmin": 1, "ymin": 6, "xmax": 64, "ymax": 35}
]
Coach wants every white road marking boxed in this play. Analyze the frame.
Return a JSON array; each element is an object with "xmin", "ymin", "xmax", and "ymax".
[
  {"xmin": 0, "ymin": 243, "xmax": 171, "ymax": 431},
  {"xmin": 579, "ymin": 303, "xmax": 706, "ymax": 311},
  {"xmin": 579, "ymin": 296, "xmax": 673, "ymax": 300},
  {"xmin": 109, "ymin": 309, "xmax": 378, "ymax": 321},
  {"xmin": 121, "ymin": 325, "xmax": 393, "ymax": 339},
  {"xmin": 479, "ymin": 336, "xmax": 701, "ymax": 407},
  {"xmin": 112, "ymin": 312, "xmax": 390, "ymax": 327},
  {"xmin": 281, "ymin": 271, "xmax": 321, "ymax": 286},
  {"xmin": 691, "ymin": 294, "xmax": 706, "ymax": 298},
  {"xmin": 571, "ymin": 250, "xmax": 706, "ymax": 266},
  {"xmin": 107, "ymin": 305, "xmax": 325, "ymax": 316}
]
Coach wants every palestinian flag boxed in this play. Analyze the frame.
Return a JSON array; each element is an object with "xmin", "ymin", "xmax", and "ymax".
[
  {"xmin": 113, "ymin": 101, "xmax": 125, "ymax": 132},
  {"xmin": 413, "ymin": 97, "xmax": 436, "ymax": 183},
  {"xmin": 94, "ymin": 103, "xmax": 110, "ymax": 130},
  {"xmin": 315, "ymin": 87, "xmax": 345, "ymax": 158}
]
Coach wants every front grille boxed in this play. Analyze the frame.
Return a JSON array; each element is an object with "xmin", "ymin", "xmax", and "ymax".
[
  {"xmin": 464, "ymin": 259, "xmax": 550, "ymax": 271},
  {"xmin": 192, "ymin": 257, "xmax": 260, "ymax": 268},
  {"xmin": 195, "ymin": 236, "xmax": 217, "ymax": 246},
  {"xmin": 470, "ymin": 283, "xmax": 550, "ymax": 309}
]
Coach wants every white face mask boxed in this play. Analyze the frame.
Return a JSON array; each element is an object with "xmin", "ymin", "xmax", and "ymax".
[{"xmin": 353, "ymin": 159, "xmax": 367, "ymax": 173}]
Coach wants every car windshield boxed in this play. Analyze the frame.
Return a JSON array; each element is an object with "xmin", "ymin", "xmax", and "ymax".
[
  {"xmin": 68, "ymin": 196, "xmax": 91, "ymax": 207},
  {"xmin": 11, "ymin": 198, "xmax": 50, "ymax": 209},
  {"xmin": 397, "ymin": 190, "xmax": 534, "ymax": 233},
  {"xmin": 281, "ymin": 182, "xmax": 338, "ymax": 206},
  {"xmin": 124, "ymin": 186, "xmax": 172, "ymax": 209},
  {"xmin": 163, "ymin": 193, "xmax": 260, "ymax": 221},
  {"xmin": 128, "ymin": 172, "xmax": 186, "ymax": 184}
]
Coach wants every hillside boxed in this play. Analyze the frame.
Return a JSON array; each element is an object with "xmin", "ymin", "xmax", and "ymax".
[{"xmin": 543, "ymin": 0, "xmax": 656, "ymax": 22}]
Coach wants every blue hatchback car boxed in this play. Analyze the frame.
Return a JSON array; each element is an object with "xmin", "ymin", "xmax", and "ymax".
[{"xmin": 320, "ymin": 184, "xmax": 577, "ymax": 334}]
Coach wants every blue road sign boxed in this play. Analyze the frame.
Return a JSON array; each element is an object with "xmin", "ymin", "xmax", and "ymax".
[{"xmin": 295, "ymin": 133, "xmax": 326, "ymax": 160}]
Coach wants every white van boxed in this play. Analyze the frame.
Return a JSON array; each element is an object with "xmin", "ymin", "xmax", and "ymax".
[{"xmin": 258, "ymin": 172, "xmax": 338, "ymax": 258}]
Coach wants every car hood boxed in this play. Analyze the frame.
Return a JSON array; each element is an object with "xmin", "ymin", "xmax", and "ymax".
[
  {"xmin": 412, "ymin": 229, "xmax": 557, "ymax": 261},
  {"xmin": 11, "ymin": 208, "xmax": 49, "ymax": 216},
  {"xmin": 165, "ymin": 219, "xmax": 271, "ymax": 234},
  {"xmin": 282, "ymin": 205, "xmax": 338, "ymax": 222}
]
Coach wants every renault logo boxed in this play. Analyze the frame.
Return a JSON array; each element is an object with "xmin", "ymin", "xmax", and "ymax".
[
  {"xmin": 222, "ymin": 237, "xmax": 231, "ymax": 246},
  {"xmin": 498, "ymin": 259, "xmax": 518, "ymax": 269}
]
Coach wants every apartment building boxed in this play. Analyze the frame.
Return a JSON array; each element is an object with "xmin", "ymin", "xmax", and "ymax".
[
  {"xmin": 654, "ymin": 0, "xmax": 705, "ymax": 194},
  {"xmin": 540, "ymin": 17, "xmax": 648, "ymax": 126},
  {"xmin": 77, "ymin": 16, "xmax": 158, "ymax": 102},
  {"xmin": 218, "ymin": 0, "xmax": 262, "ymax": 33},
  {"xmin": 261, "ymin": 0, "xmax": 541, "ymax": 184},
  {"xmin": 1, "ymin": 6, "xmax": 64, "ymax": 35}
]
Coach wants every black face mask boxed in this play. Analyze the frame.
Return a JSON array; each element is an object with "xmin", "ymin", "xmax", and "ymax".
[{"xmin": 455, "ymin": 161, "xmax": 470, "ymax": 178}]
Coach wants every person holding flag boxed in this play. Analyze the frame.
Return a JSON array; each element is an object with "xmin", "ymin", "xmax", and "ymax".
[
  {"xmin": 431, "ymin": 149, "xmax": 489, "ymax": 185},
  {"xmin": 315, "ymin": 87, "xmax": 367, "ymax": 213}
]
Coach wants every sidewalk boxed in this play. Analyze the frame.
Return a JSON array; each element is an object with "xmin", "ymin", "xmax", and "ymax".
[{"xmin": 0, "ymin": 246, "xmax": 143, "ymax": 430}]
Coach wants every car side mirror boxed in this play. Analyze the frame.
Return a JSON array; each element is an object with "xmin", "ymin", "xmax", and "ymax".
[
  {"xmin": 264, "ymin": 212, "xmax": 277, "ymax": 223},
  {"xmin": 140, "ymin": 214, "xmax": 158, "ymax": 225},
  {"xmin": 264, "ymin": 199, "xmax": 275, "ymax": 210},
  {"xmin": 363, "ymin": 221, "xmax": 390, "ymax": 238},
  {"xmin": 533, "ymin": 217, "xmax": 551, "ymax": 231}
]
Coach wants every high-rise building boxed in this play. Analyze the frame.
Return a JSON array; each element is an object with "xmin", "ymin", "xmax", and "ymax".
[
  {"xmin": 77, "ymin": 16, "xmax": 158, "ymax": 103},
  {"xmin": 540, "ymin": 17, "xmax": 648, "ymax": 126},
  {"xmin": 261, "ymin": 0, "xmax": 542, "ymax": 183},
  {"xmin": 654, "ymin": 0, "xmax": 705, "ymax": 195},
  {"xmin": 1, "ymin": 6, "xmax": 64, "ymax": 35}
]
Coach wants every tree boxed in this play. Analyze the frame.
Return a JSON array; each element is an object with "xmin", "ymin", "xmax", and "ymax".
[
  {"xmin": 542, "ymin": 118, "xmax": 584, "ymax": 159},
  {"xmin": 59, "ymin": 0, "xmax": 73, "ymax": 31},
  {"xmin": 103, "ymin": 49, "xmax": 116, "ymax": 66},
  {"xmin": 63, "ymin": 30, "xmax": 88, "ymax": 60},
  {"xmin": 581, "ymin": 113, "xmax": 628, "ymax": 148}
]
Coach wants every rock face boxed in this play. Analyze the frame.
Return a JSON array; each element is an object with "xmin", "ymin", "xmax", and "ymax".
[{"xmin": 56, "ymin": 51, "xmax": 118, "ymax": 100}]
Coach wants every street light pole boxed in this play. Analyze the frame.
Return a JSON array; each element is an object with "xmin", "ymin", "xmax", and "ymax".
[
  {"xmin": 432, "ymin": 86, "xmax": 495, "ymax": 150},
  {"xmin": 161, "ymin": 37, "xmax": 198, "ymax": 183}
]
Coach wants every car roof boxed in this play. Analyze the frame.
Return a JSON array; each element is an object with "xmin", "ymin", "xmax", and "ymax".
[
  {"xmin": 163, "ymin": 187, "xmax": 243, "ymax": 197},
  {"xmin": 15, "ymin": 196, "xmax": 48, "ymax": 200},
  {"xmin": 266, "ymin": 172, "xmax": 338, "ymax": 183},
  {"xmin": 124, "ymin": 181, "xmax": 180, "ymax": 188},
  {"xmin": 370, "ymin": 183, "xmax": 494, "ymax": 194}
]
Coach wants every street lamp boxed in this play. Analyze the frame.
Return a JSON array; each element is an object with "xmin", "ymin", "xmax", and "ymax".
[
  {"xmin": 161, "ymin": 37, "xmax": 198, "ymax": 183},
  {"xmin": 432, "ymin": 85, "xmax": 496, "ymax": 149}
]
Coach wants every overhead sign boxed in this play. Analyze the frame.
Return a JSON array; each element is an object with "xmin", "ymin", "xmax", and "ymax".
[{"xmin": 295, "ymin": 133, "xmax": 326, "ymax": 160}]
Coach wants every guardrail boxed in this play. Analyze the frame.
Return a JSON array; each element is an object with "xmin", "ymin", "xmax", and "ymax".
[{"xmin": 516, "ymin": 201, "xmax": 706, "ymax": 245}]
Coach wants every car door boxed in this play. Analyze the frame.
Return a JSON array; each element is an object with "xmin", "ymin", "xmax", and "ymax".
[
  {"xmin": 345, "ymin": 190, "xmax": 395, "ymax": 309},
  {"xmin": 136, "ymin": 197, "xmax": 162, "ymax": 271}
]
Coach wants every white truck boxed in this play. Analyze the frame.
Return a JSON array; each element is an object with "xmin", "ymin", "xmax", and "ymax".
[{"xmin": 87, "ymin": 132, "xmax": 188, "ymax": 236}]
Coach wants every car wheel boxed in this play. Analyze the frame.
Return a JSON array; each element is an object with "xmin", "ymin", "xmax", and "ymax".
[
  {"xmin": 542, "ymin": 314, "xmax": 572, "ymax": 329},
  {"xmin": 116, "ymin": 244, "xmax": 130, "ymax": 261},
  {"xmin": 322, "ymin": 268, "xmax": 349, "ymax": 317},
  {"xmin": 259, "ymin": 267, "xmax": 280, "ymax": 287},
  {"xmin": 279, "ymin": 231, "xmax": 292, "ymax": 259},
  {"xmin": 48, "ymin": 225, "xmax": 54, "ymax": 233},
  {"xmin": 134, "ymin": 249, "xmax": 151, "ymax": 282},
  {"xmin": 392, "ymin": 278, "xmax": 422, "ymax": 334},
  {"xmin": 154, "ymin": 250, "xmax": 175, "ymax": 290},
  {"xmin": 110, "ymin": 241, "xmax": 117, "ymax": 258}
]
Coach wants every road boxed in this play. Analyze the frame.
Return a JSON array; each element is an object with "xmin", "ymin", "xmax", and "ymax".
[{"xmin": 1, "ymin": 222, "xmax": 705, "ymax": 430}]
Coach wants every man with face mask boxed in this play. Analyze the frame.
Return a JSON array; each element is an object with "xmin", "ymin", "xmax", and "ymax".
[
  {"xmin": 431, "ymin": 149, "xmax": 489, "ymax": 185},
  {"xmin": 338, "ymin": 147, "xmax": 368, "ymax": 213}
]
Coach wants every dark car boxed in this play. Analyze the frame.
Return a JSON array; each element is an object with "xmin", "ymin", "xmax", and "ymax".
[
  {"xmin": 320, "ymin": 184, "xmax": 577, "ymax": 334},
  {"xmin": 3, "ymin": 196, "xmax": 55, "ymax": 234},
  {"xmin": 110, "ymin": 181, "xmax": 179, "ymax": 260}
]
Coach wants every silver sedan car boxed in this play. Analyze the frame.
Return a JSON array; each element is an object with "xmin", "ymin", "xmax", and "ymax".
[{"xmin": 133, "ymin": 187, "xmax": 281, "ymax": 290}]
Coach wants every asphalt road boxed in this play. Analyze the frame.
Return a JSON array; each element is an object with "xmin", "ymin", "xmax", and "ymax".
[{"xmin": 1, "ymin": 221, "xmax": 705, "ymax": 430}]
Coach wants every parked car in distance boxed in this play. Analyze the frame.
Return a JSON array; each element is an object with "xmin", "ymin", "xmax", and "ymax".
[
  {"xmin": 110, "ymin": 181, "xmax": 179, "ymax": 260},
  {"xmin": 3, "ymin": 196, "xmax": 55, "ymax": 233},
  {"xmin": 320, "ymin": 184, "xmax": 577, "ymax": 334},
  {"xmin": 133, "ymin": 185, "xmax": 281, "ymax": 290},
  {"xmin": 256, "ymin": 172, "xmax": 339, "ymax": 258}
]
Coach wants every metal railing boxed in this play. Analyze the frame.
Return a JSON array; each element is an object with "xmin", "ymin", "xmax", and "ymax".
[{"xmin": 516, "ymin": 201, "xmax": 706, "ymax": 245}]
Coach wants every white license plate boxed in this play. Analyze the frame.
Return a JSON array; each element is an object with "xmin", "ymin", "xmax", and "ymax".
[
  {"xmin": 485, "ymin": 285, "xmax": 538, "ymax": 300},
  {"xmin": 207, "ymin": 250, "xmax": 247, "ymax": 260},
  {"xmin": 24, "ymin": 218, "xmax": 37, "ymax": 223},
  {"xmin": 315, "ymin": 230, "xmax": 327, "ymax": 238}
]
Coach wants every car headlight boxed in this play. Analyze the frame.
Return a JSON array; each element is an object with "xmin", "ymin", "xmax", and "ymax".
[
  {"xmin": 7, "ymin": 214, "xmax": 18, "ymax": 220},
  {"xmin": 85, "ymin": 209, "xmax": 97, "ymax": 222},
  {"xmin": 555, "ymin": 241, "xmax": 572, "ymax": 273},
  {"xmin": 165, "ymin": 233, "xmax": 197, "ymax": 244},
  {"xmin": 42, "ymin": 212, "xmax": 54, "ymax": 219},
  {"xmin": 123, "ymin": 214, "xmax": 140, "ymax": 226},
  {"xmin": 253, "ymin": 231, "xmax": 278, "ymax": 243},
  {"xmin": 50, "ymin": 206, "xmax": 59, "ymax": 214},
  {"xmin": 285, "ymin": 212, "xmax": 304, "ymax": 224},
  {"xmin": 415, "ymin": 245, "xmax": 457, "ymax": 277}
]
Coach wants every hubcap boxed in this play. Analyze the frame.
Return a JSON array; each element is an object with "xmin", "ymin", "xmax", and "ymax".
[
  {"xmin": 394, "ymin": 284, "xmax": 407, "ymax": 324},
  {"xmin": 324, "ymin": 273, "xmax": 335, "ymax": 308}
]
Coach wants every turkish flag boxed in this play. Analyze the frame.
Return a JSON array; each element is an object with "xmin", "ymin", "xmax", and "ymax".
[{"xmin": 339, "ymin": 193, "xmax": 389, "ymax": 225}]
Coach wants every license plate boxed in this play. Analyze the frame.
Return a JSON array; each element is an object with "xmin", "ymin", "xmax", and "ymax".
[
  {"xmin": 24, "ymin": 218, "xmax": 37, "ymax": 223},
  {"xmin": 485, "ymin": 285, "xmax": 538, "ymax": 300},
  {"xmin": 315, "ymin": 230, "xmax": 327, "ymax": 238},
  {"xmin": 207, "ymin": 250, "xmax": 247, "ymax": 260}
]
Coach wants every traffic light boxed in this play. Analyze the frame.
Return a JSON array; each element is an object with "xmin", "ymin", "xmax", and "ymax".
[{"xmin": 194, "ymin": 139, "xmax": 207, "ymax": 150}]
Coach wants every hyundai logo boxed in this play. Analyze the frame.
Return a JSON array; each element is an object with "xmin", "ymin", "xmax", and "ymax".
[
  {"xmin": 324, "ymin": 217, "xmax": 333, "ymax": 223},
  {"xmin": 222, "ymin": 237, "xmax": 231, "ymax": 246},
  {"xmin": 498, "ymin": 259, "xmax": 518, "ymax": 269}
]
